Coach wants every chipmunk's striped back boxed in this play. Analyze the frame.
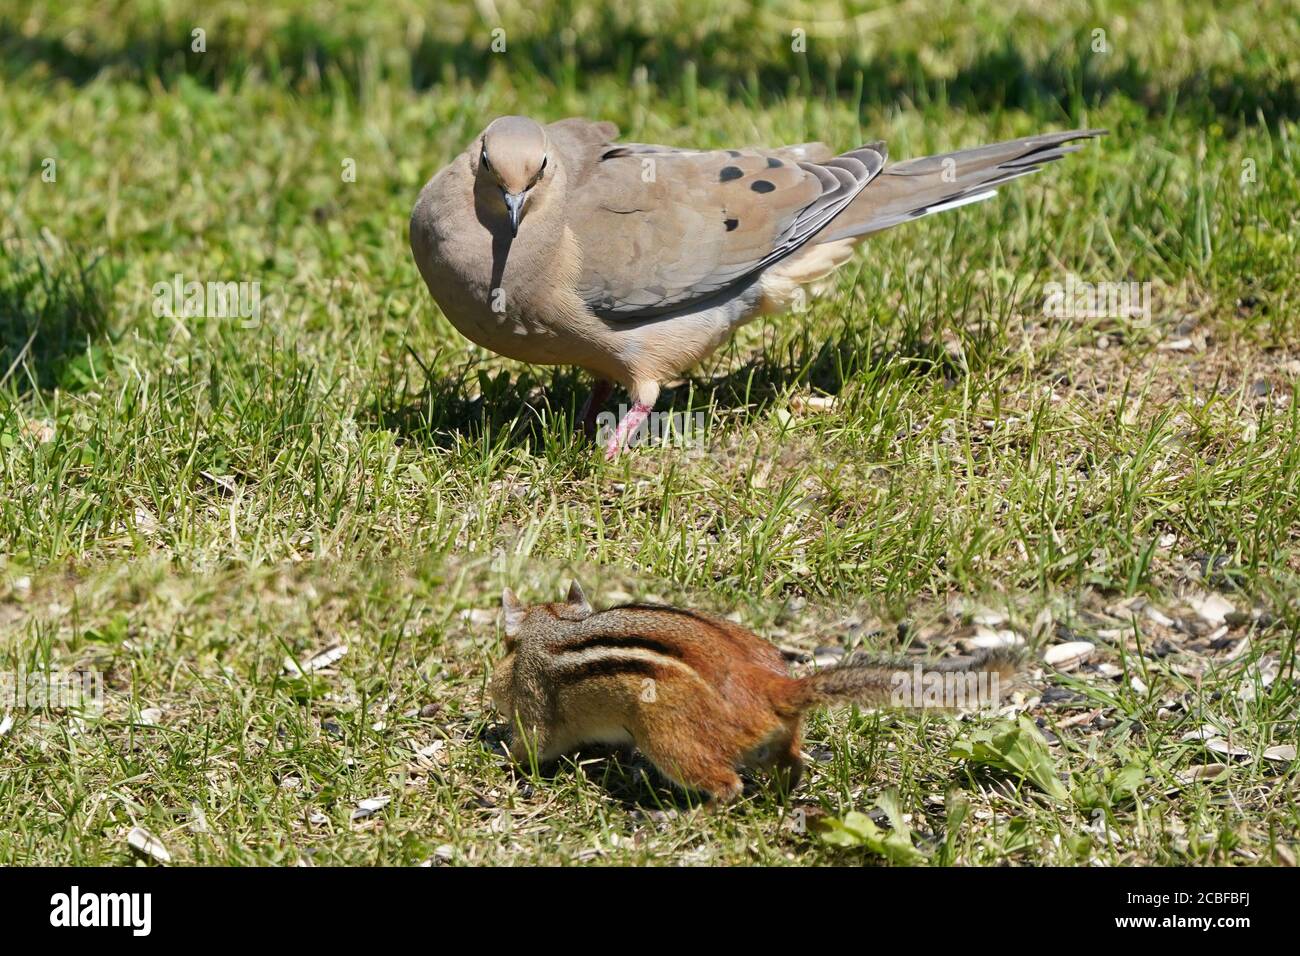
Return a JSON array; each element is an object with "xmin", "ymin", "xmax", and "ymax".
[{"xmin": 546, "ymin": 638, "xmax": 698, "ymax": 685}]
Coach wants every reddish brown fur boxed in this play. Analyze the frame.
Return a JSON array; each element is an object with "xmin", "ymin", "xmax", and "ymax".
[{"xmin": 491, "ymin": 583, "xmax": 1018, "ymax": 802}]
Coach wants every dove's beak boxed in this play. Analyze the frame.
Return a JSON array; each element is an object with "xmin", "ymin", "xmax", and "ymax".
[{"xmin": 502, "ymin": 190, "xmax": 527, "ymax": 237}]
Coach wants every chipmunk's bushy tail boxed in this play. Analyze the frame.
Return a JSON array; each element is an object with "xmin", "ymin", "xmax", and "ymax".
[{"xmin": 784, "ymin": 647, "xmax": 1022, "ymax": 714}]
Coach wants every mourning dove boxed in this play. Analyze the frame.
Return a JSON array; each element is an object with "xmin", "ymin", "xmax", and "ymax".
[{"xmin": 409, "ymin": 117, "xmax": 1103, "ymax": 456}]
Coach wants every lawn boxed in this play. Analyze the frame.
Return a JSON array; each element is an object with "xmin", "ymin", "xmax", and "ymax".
[{"xmin": 0, "ymin": 0, "xmax": 1297, "ymax": 865}]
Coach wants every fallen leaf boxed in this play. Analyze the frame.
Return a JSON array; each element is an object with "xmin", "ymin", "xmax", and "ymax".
[
  {"xmin": 200, "ymin": 471, "xmax": 238, "ymax": 494},
  {"xmin": 1173, "ymin": 764, "xmax": 1230, "ymax": 786},
  {"xmin": 127, "ymin": 827, "xmax": 172, "ymax": 864},
  {"xmin": 1205, "ymin": 738, "xmax": 1250, "ymax": 758},
  {"xmin": 961, "ymin": 628, "xmax": 1023, "ymax": 651},
  {"xmin": 283, "ymin": 643, "xmax": 348, "ymax": 676},
  {"xmin": 1189, "ymin": 593, "xmax": 1234, "ymax": 627},
  {"xmin": 1044, "ymin": 641, "xmax": 1095, "ymax": 670},
  {"xmin": 351, "ymin": 795, "xmax": 391, "ymax": 820},
  {"xmin": 971, "ymin": 609, "xmax": 1007, "ymax": 627},
  {"xmin": 1144, "ymin": 605, "xmax": 1176, "ymax": 628},
  {"xmin": 1262, "ymin": 744, "xmax": 1296, "ymax": 764},
  {"xmin": 790, "ymin": 393, "xmax": 837, "ymax": 414},
  {"xmin": 1237, "ymin": 659, "xmax": 1278, "ymax": 701},
  {"xmin": 1059, "ymin": 708, "xmax": 1105, "ymax": 729}
]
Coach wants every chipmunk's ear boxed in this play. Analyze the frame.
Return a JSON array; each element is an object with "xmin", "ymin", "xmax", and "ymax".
[
  {"xmin": 501, "ymin": 588, "xmax": 526, "ymax": 638},
  {"xmin": 565, "ymin": 580, "xmax": 592, "ymax": 618}
]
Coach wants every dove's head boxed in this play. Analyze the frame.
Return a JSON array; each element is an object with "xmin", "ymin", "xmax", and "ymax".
[{"xmin": 478, "ymin": 116, "xmax": 551, "ymax": 237}]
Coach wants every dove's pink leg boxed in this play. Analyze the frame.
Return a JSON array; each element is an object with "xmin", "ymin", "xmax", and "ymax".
[
  {"xmin": 578, "ymin": 379, "xmax": 613, "ymax": 435},
  {"xmin": 603, "ymin": 401, "xmax": 653, "ymax": 459}
]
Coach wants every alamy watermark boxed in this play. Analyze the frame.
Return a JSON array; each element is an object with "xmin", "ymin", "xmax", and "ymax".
[
  {"xmin": 595, "ymin": 404, "xmax": 708, "ymax": 451},
  {"xmin": 50, "ymin": 886, "xmax": 151, "ymax": 936},
  {"xmin": 1043, "ymin": 273, "xmax": 1152, "ymax": 323},
  {"xmin": 1, "ymin": 665, "xmax": 103, "ymax": 711},
  {"xmin": 152, "ymin": 273, "xmax": 261, "ymax": 327},
  {"xmin": 889, "ymin": 663, "xmax": 1001, "ymax": 708}
]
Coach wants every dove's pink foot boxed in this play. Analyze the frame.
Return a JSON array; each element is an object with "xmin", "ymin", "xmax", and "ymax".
[
  {"xmin": 604, "ymin": 400, "xmax": 653, "ymax": 459},
  {"xmin": 578, "ymin": 379, "xmax": 614, "ymax": 435}
]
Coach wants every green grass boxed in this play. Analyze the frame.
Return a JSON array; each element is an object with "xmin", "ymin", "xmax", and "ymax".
[{"xmin": 0, "ymin": 0, "xmax": 1297, "ymax": 865}]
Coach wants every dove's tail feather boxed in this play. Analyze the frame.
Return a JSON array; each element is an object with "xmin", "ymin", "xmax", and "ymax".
[{"xmin": 814, "ymin": 129, "xmax": 1105, "ymax": 245}]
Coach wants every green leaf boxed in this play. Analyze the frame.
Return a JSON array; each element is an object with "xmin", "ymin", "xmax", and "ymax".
[
  {"xmin": 1072, "ymin": 757, "xmax": 1148, "ymax": 810},
  {"xmin": 279, "ymin": 675, "xmax": 330, "ymax": 702},
  {"xmin": 940, "ymin": 791, "xmax": 970, "ymax": 864},
  {"xmin": 1108, "ymin": 761, "xmax": 1146, "ymax": 800},
  {"xmin": 950, "ymin": 715, "xmax": 1070, "ymax": 801},
  {"xmin": 814, "ymin": 791, "xmax": 928, "ymax": 864},
  {"xmin": 1003, "ymin": 815, "xmax": 1036, "ymax": 853},
  {"xmin": 83, "ymin": 613, "xmax": 129, "ymax": 643},
  {"xmin": 1062, "ymin": 831, "xmax": 1093, "ymax": 862}
]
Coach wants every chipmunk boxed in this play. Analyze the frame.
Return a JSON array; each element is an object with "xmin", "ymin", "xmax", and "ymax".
[{"xmin": 490, "ymin": 583, "xmax": 1020, "ymax": 802}]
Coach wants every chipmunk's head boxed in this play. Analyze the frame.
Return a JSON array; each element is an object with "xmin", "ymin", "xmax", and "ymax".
[
  {"xmin": 476, "ymin": 116, "xmax": 552, "ymax": 237},
  {"xmin": 491, "ymin": 582, "xmax": 593, "ymax": 720},
  {"xmin": 500, "ymin": 581, "xmax": 592, "ymax": 648}
]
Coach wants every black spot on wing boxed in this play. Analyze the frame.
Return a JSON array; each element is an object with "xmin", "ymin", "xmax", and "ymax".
[
  {"xmin": 766, "ymin": 157, "xmax": 783, "ymax": 168},
  {"xmin": 585, "ymin": 141, "xmax": 886, "ymax": 320}
]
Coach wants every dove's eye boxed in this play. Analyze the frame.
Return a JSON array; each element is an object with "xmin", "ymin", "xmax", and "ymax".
[{"xmin": 529, "ymin": 155, "xmax": 548, "ymax": 187}]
